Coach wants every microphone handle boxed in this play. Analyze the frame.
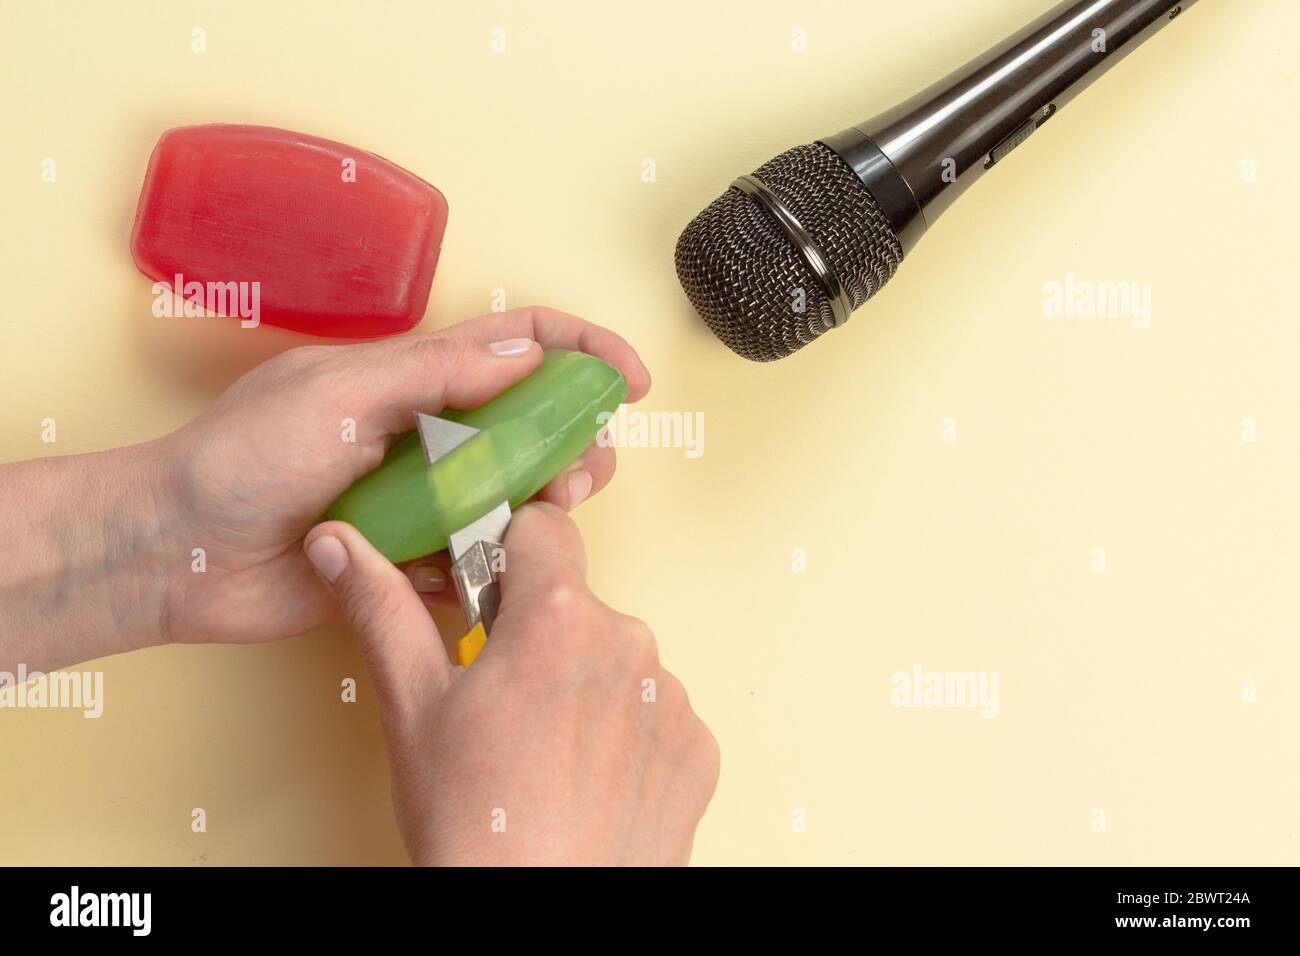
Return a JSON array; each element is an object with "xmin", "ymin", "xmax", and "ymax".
[{"xmin": 823, "ymin": 0, "xmax": 1200, "ymax": 254}]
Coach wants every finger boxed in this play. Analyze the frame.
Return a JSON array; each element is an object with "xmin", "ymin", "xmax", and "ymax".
[
  {"xmin": 441, "ymin": 306, "xmax": 651, "ymax": 403},
  {"xmin": 304, "ymin": 521, "xmax": 455, "ymax": 737},
  {"xmin": 534, "ymin": 439, "xmax": 616, "ymax": 511},
  {"xmin": 341, "ymin": 334, "xmax": 545, "ymax": 438},
  {"xmin": 396, "ymin": 553, "xmax": 463, "ymax": 609},
  {"xmin": 497, "ymin": 501, "xmax": 588, "ymax": 606},
  {"xmin": 398, "ymin": 553, "xmax": 450, "ymax": 593}
]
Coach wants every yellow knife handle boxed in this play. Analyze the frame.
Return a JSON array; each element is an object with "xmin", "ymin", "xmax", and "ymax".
[{"xmin": 457, "ymin": 621, "xmax": 488, "ymax": 667}]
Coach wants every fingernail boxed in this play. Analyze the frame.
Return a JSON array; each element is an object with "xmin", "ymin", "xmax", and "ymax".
[
  {"xmin": 567, "ymin": 468, "xmax": 593, "ymax": 509},
  {"xmin": 411, "ymin": 565, "xmax": 447, "ymax": 593},
  {"xmin": 306, "ymin": 535, "xmax": 349, "ymax": 583},
  {"xmin": 489, "ymin": 337, "xmax": 534, "ymax": 357}
]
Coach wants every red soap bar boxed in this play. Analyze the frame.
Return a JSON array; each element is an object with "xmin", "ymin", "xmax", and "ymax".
[{"xmin": 130, "ymin": 125, "xmax": 448, "ymax": 337}]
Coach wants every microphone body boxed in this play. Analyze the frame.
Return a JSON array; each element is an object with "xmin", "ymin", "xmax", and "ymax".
[
  {"xmin": 827, "ymin": 0, "xmax": 1200, "ymax": 254},
  {"xmin": 675, "ymin": 0, "xmax": 1201, "ymax": 361}
]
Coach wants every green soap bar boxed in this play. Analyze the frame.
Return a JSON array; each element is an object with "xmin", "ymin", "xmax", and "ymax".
[{"xmin": 327, "ymin": 349, "xmax": 627, "ymax": 562}]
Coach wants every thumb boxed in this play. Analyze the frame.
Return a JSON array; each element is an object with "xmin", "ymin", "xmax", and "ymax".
[
  {"xmin": 304, "ymin": 521, "xmax": 456, "ymax": 736},
  {"xmin": 347, "ymin": 333, "xmax": 544, "ymax": 439}
]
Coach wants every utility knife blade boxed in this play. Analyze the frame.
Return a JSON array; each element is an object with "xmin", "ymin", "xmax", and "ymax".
[{"xmin": 414, "ymin": 412, "xmax": 511, "ymax": 663}]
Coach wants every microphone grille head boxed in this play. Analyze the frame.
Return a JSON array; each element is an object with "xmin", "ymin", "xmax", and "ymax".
[{"xmin": 675, "ymin": 142, "xmax": 904, "ymax": 362}]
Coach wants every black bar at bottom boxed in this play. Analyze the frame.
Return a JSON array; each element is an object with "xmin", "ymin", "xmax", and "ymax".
[{"xmin": 0, "ymin": 865, "xmax": 1286, "ymax": 942}]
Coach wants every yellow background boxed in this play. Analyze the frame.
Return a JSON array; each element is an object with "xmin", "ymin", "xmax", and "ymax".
[{"xmin": 2, "ymin": 0, "xmax": 1297, "ymax": 865}]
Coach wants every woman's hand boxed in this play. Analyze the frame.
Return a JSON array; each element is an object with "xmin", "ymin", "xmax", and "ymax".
[
  {"xmin": 304, "ymin": 503, "xmax": 720, "ymax": 866},
  {"xmin": 158, "ymin": 307, "xmax": 649, "ymax": 645},
  {"xmin": 0, "ymin": 307, "xmax": 648, "ymax": 671}
]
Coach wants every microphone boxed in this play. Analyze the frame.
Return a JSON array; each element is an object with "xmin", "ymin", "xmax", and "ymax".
[{"xmin": 675, "ymin": 0, "xmax": 1200, "ymax": 361}]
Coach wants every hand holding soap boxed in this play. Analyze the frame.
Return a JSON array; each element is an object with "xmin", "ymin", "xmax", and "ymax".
[{"xmin": 328, "ymin": 350, "xmax": 628, "ymax": 562}]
